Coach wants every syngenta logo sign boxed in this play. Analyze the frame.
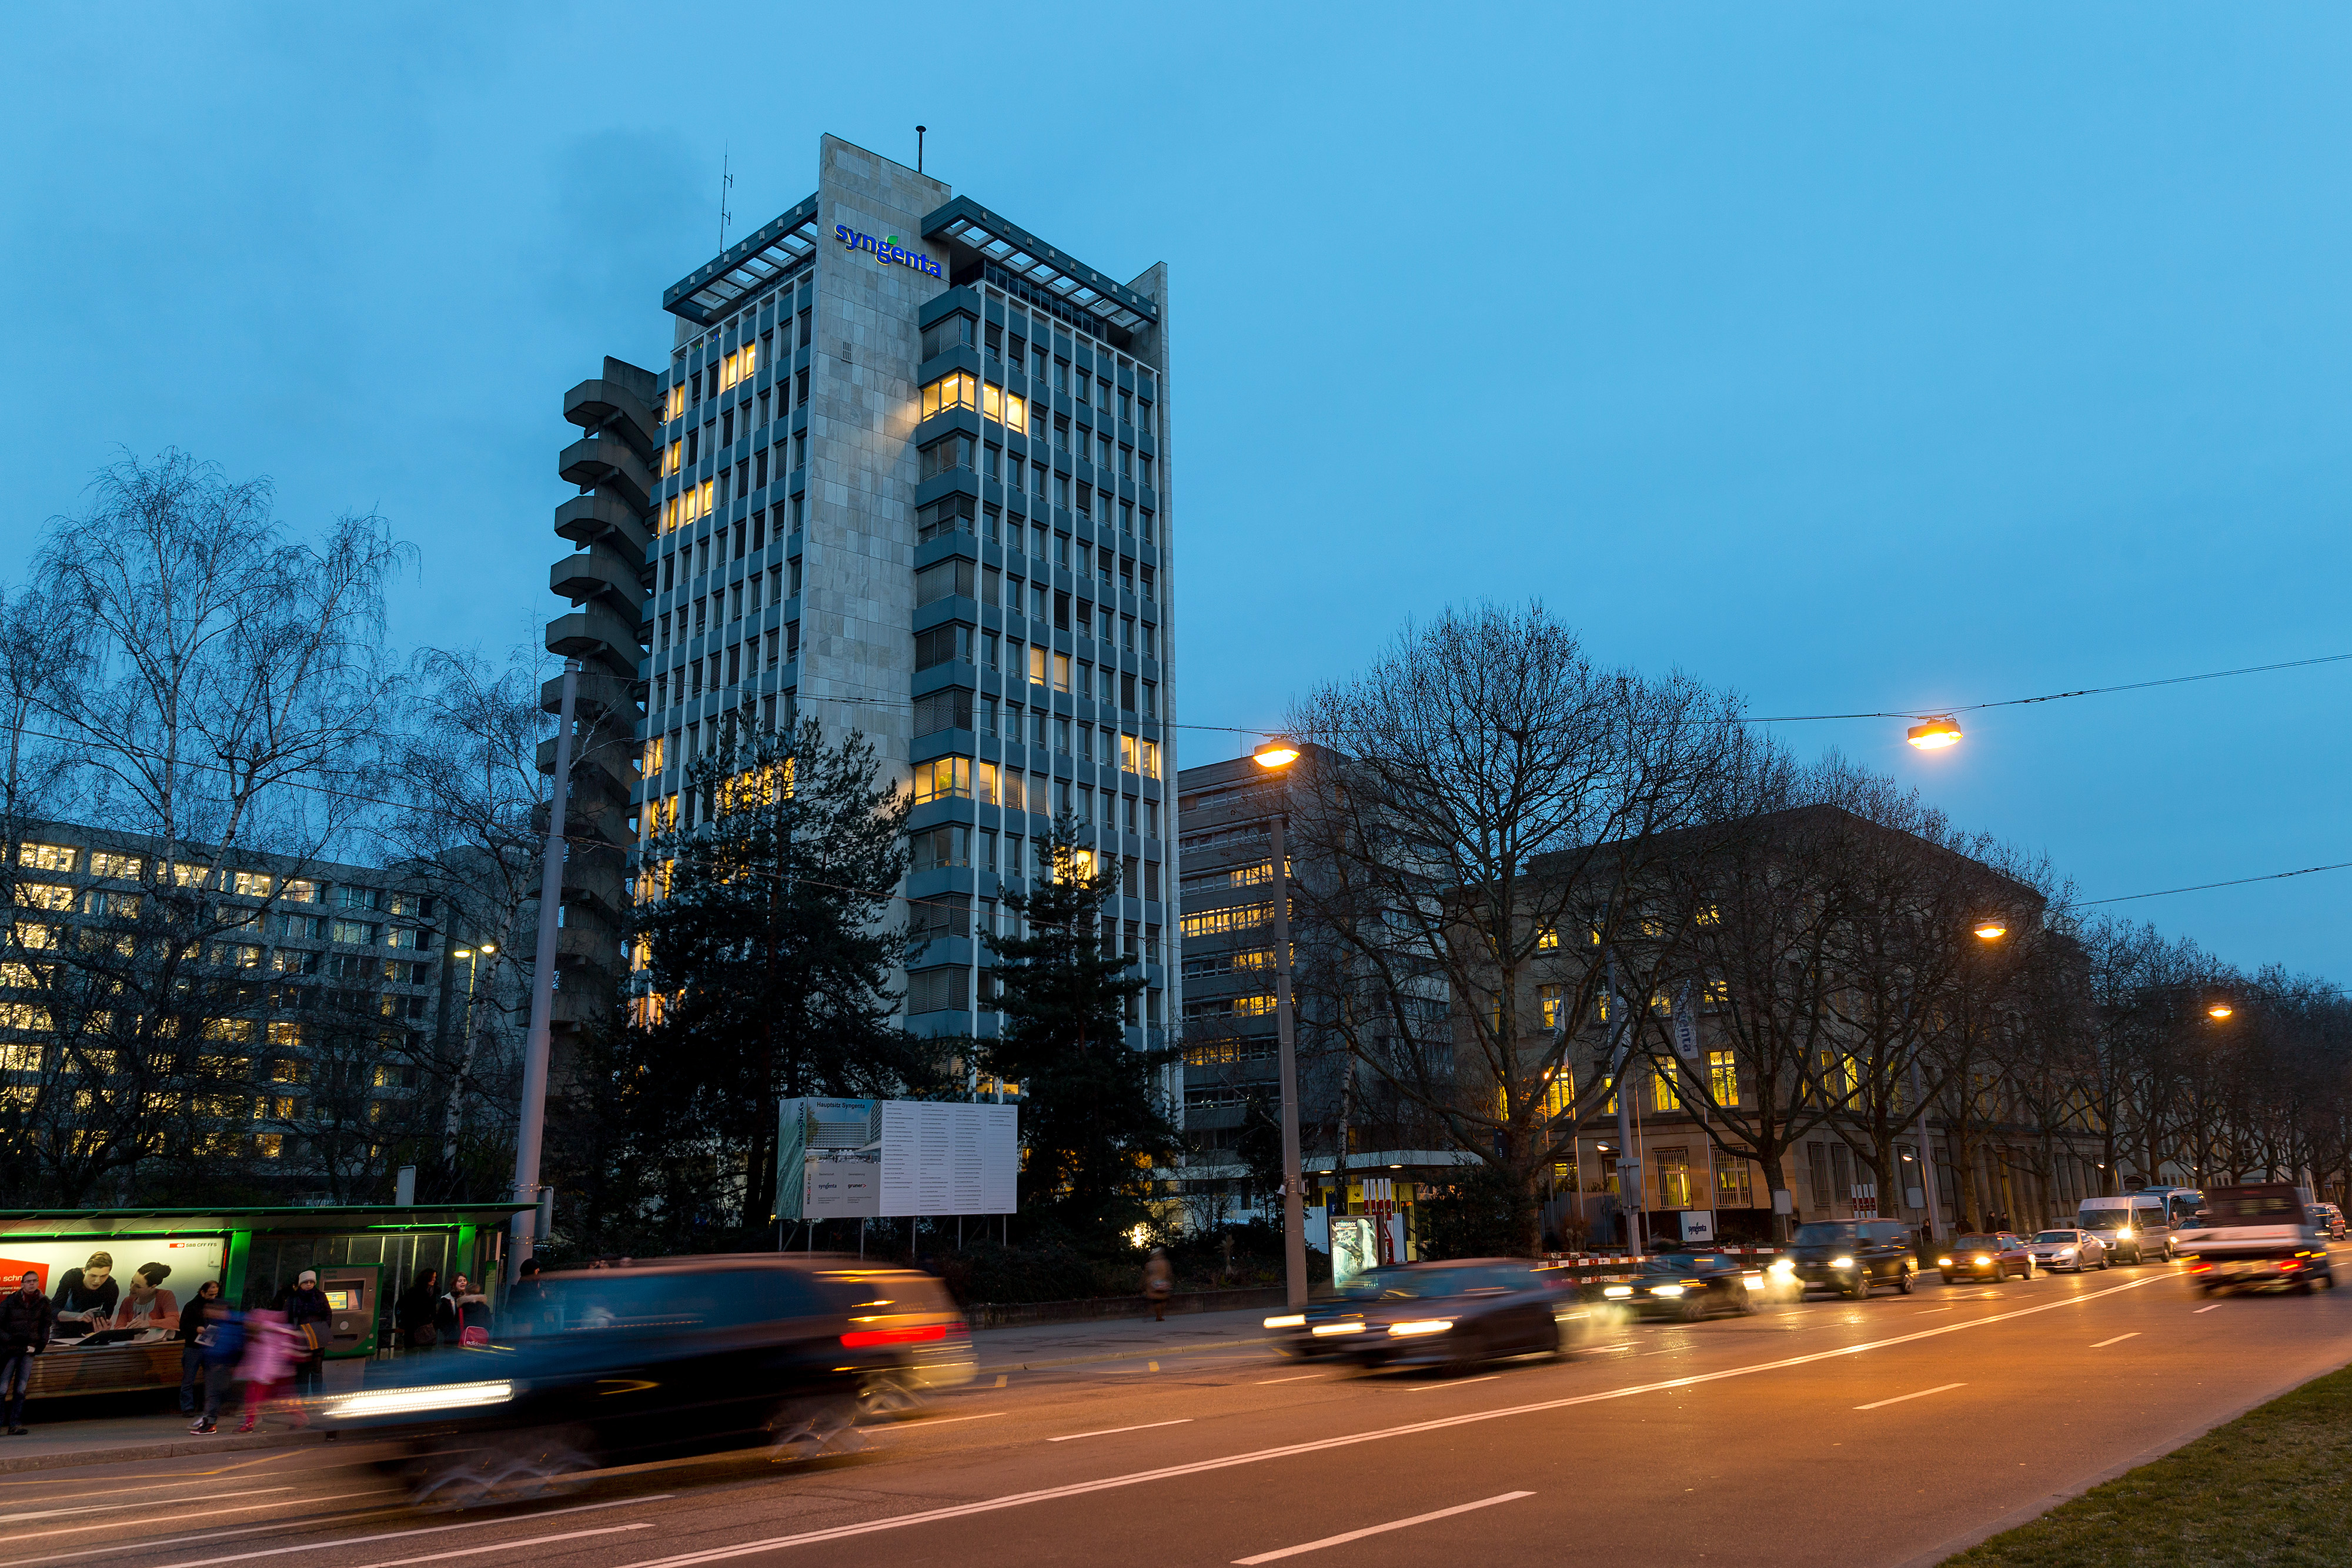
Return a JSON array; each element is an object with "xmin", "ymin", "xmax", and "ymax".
[{"xmin": 836, "ymin": 224, "xmax": 943, "ymax": 278}]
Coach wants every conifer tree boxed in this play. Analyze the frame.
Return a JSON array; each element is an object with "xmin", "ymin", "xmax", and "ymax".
[
  {"xmin": 984, "ymin": 817, "xmax": 1178, "ymax": 1238},
  {"xmin": 631, "ymin": 717, "xmax": 926, "ymax": 1228}
]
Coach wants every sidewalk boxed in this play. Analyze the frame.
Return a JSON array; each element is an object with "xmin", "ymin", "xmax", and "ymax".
[{"xmin": 0, "ymin": 1307, "xmax": 1285, "ymax": 1474}]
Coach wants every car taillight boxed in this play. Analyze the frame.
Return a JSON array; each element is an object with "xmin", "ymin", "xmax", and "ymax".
[{"xmin": 841, "ymin": 1324, "xmax": 951, "ymax": 1348}]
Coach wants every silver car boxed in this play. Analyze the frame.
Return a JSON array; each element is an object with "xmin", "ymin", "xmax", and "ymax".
[{"xmin": 2026, "ymin": 1228, "xmax": 2107, "ymax": 1273}]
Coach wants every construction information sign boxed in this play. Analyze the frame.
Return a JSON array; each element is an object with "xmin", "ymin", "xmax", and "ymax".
[{"xmin": 777, "ymin": 1098, "xmax": 1018, "ymax": 1220}]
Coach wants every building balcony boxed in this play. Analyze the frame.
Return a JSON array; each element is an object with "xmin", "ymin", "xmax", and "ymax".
[
  {"xmin": 563, "ymin": 374, "xmax": 659, "ymax": 453},
  {"xmin": 558, "ymin": 436, "xmax": 655, "ymax": 512},
  {"xmin": 553, "ymin": 493, "xmax": 650, "ymax": 568},
  {"xmin": 544, "ymin": 604, "xmax": 646, "ymax": 680},
  {"xmin": 550, "ymin": 548, "xmax": 646, "ymax": 614},
  {"xmin": 540, "ymin": 667, "xmax": 642, "ymax": 723}
]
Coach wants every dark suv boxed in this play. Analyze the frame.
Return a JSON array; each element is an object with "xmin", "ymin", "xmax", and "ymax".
[
  {"xmin": 1789, "ymin": 1219, "xmax": 1919, "ymax": 1298},
  {"xmin": 316, "ymin": 1255, "xmax": 973, "ymax": 1506}
]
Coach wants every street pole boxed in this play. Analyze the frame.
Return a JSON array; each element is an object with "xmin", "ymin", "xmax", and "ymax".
[
  {"xmin": 1608, "ymin": 948, "xmax": 1644, "ymax": 1257},
  {"xmin": 1908, "ymin": 1058, "xmax": 1943, "ymax": 1246},
  {"xmin": 1272, "ymin": 811, "xmax": 1305, "ymax": 1310},
  {"xmin": 510, "ymin": 657, "xmax": 580, "ymax": 1282}
]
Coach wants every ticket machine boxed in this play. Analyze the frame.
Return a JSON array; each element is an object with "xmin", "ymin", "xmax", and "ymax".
[{"xmin": 318, "ymin": 1264, "xmax": 382, "ymax": 1359}]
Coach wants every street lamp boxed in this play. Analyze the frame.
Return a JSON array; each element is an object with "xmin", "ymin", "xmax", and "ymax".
[
  {"xmin": 1906, "ymin": 717, "xmax": 1963, "ymax": 751},
  {"xmin": 1973, "ymin": 920, "xmax": 2006, "ymax": 941},
  {"xmin": 2207, "ymin": 1002, "xmax": 2234, "ymax": 1020},
  {"xmin": 1252, "ymin": 737, "xmax": 1307, "ymax": 1309}
]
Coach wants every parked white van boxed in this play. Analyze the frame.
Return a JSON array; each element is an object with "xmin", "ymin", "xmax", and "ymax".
[{"xmin": 2076, "ymin": 1194, "xmax": 2173, "ymax": 1263}]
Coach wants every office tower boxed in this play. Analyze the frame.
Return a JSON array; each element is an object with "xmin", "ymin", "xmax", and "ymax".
[{"xmin": 546, "ymin": 134, "xmax": 1175, "ymax": 1051}]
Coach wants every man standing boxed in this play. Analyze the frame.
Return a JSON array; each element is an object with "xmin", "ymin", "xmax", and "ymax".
[
  {"xmin": 282, "ymin": 1270, "xmax": 330, "ymax": 1396},
  {"xmin": 0, "ymin": 1270, "xmax": 55, "ymax": 1435}
]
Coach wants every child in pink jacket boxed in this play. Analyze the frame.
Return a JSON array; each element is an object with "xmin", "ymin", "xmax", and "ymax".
[{"xmin": 234, "ymin": 1308, "xmax": 306, "ymax": 1432}]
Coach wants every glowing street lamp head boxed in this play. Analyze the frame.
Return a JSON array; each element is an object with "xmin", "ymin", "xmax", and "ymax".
[
  {"xmin": 1973, "ymin": 921, "xmax": 2007, "ymax": 941},
  {"xmin": 1253, "ymin": 737, "xmax": 1301, "ymax": 770},
  {"xmin": 2207, "ymin": 1002, "xmax": 2235, "ymax": 1020},
  {"xmin": 1907, "ymin": 716, "xmax": 1963, "ymax": 751}
]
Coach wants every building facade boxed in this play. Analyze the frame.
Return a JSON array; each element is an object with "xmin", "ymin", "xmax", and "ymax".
[{"xmin": 545, "ymin": 134, "xmax": 1177, "ymax": 1052}]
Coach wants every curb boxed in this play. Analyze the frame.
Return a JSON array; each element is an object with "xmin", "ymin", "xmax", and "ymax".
[{"xmin": 0, "ymin": 1427, "xmax": 335, "ymax": 1475}]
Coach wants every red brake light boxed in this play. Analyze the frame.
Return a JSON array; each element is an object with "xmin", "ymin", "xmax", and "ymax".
[{"xmin": 840, "ymin": 1323, "xmax": 951, "ymax": 1348}]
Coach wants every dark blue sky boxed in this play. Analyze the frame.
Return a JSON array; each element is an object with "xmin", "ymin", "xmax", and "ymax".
[{"xmin": 6, "ymin": 5, "xmax": 2348, "ymax": 976}]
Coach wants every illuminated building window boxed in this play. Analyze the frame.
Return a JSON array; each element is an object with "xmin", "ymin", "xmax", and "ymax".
[{"xmin": 921, "ymin": 371, "xmax": 980, "ymax": 420}]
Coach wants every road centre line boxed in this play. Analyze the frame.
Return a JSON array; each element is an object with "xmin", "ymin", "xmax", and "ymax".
[
  {"xmin": 600, "ymin": 1273, "xmax": 2175, "ymax": 1568},
  {"xmin": 1407, "ymin": 1376, "xmax": 1496, "ymax": 1390},
  {"xmin": 0, "ymin": 1486, "xmax": 294, "ymax": 1524},
  {"xmin": 8, "ymin": 1491, "xmax": 399, "ymax": 1546},
  {"xmin": 140, "ymin": 1495, "xmax": 671, "ymax": 1568},
  {"xmin": 2090, "ymin": 1333, "xmax": 2141, "ymax": 1348},
  {"xmin": 1232, "ymin": 1491, "xmax": 1535, "ymax": 1564},
  {"xmin": 335, "ymin": 1524, "xmax": 651, "ymax": 1568},
  {"xmin": 1255, "ymin": 1374, "xmax": 1323, "ymax": 1385},
  {"xmin": 1855, "ymin": 1382, "xmax": 1965, "ymax": 1410},
  {"xmin": 2194, "ymin": 1305, "xmax": 2222, "ymax": 1314},
  {"xmin": 12, "ymin": 1496, "xmax": 412, "ymax": 1565},
  {"xmin": 906, "ymin": 1412, "xmax": 1009, "ymax": 1426},
  {"xmin": 1050, "ymin": 1419, "xmax": 1194, "ymax": 1442}
]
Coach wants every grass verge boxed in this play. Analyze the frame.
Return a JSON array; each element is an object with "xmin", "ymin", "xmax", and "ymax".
[{"xmin": 1945, "ymin": 1360, "xmax": 2352, "ymax": 1565}]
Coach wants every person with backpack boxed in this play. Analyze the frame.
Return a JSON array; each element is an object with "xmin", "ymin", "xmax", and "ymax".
[
  {"xmin": 188, "ymin": 1296, "xmax": 245, "ymax": 1435},
  {"xmin": 395, "ymin": 1268, "xmax": 440, "ymax": 1351},
  {"xmin": 232, "ymin": 1308, "xmax": 304, "ymax": 1433}
]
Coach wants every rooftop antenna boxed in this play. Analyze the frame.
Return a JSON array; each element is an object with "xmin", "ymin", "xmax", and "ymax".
[
  {"xmin": 917, "ymin": 125, "xmax": 927, "ymax": 174},
  {"xmin": 719, "ymin": 145, "xmax": 734, "ymax": 250}
]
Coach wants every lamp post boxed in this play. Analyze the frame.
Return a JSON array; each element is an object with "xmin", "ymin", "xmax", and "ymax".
[
  {"xmin": 1252, "ymin": 737, "xmax": 1306, "ymax": 1309},
  {"xmin": 1908, "ymin": 917, "xmax": 2010, "ymax": 1245},
  {"xmin": 513, "ymin": 657, "xmax": 582, "ymax": 1281},
  {"xmin": 441, "ymin": 942, "xmax": 497, "ymax": 1170}
]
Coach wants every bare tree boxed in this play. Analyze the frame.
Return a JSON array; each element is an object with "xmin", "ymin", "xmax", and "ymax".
[
  {"xmin": 1282, "ymin": 603, "xmax": 1752, "ymax": 1252},
  {"xmin": 0, "ymin": 451, "xmax": 407, "ymax": 1203}
]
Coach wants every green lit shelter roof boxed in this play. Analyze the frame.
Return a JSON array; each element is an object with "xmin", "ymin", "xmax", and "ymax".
[{"xmin": 0, "ymin": 1203, "xmax": 534, "ymax": 1239}]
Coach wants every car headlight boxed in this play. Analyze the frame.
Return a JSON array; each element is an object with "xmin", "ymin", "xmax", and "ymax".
[
  {"xmin": 2115, "ymin": 1228, "xmax": 2132, "ymax": 1239},
  {"xmin": 1388, "ymin": 1319, "xmax": 1453, "ymax": 1337},
  {"xmin": 1974, "ymin": 1255, "xmax": 1992, "ymax": 1266},
  {"xmin": 1602, "ymin": 1285, "xmax": 1634, "ymax": 1298},
  {"xmin": 322, "ymin": 1379, "xmax": 514, "ymax": 1420},
  {"xmin": 1264, "ymin": 1314, "xmax": 1305, "ymax": 1329},
  {"xmin": 1310, "ymin": 1322, "xmax": 1365, "ymax": 1336},
  {"xmin": 1830, "ymin": 1256, "xmax": 1855, "ymax": 1269},
  {"xmin": 1651, "ymin": 1285, "xmax": 1687, "ymax": 1298},
  {"xmin": 2058, "ymin": 1248, "xmax": 2076, "ymax": 1258},
  {"xmin": 1767, "ymin": 1259, "xmax": 1795, "ymax": 1274},
  {"xmin": 1937, "ymin": 1257, "xmax": 1953, "ymax": 1267}
]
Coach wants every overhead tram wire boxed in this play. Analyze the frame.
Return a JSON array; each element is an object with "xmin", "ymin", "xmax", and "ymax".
[
  {"xmin": 1747, "ymin": 650, "xmax": 2352, "ymax": 725},
  {"xmin": 2077, "ymin": 860, "xmax": 2352, "ymax": 907}
]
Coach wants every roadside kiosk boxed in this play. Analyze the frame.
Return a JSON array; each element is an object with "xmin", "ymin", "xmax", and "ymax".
[{"xmin": 0, "ymin": 1202, "xmax": 533, "ymax": 1400}]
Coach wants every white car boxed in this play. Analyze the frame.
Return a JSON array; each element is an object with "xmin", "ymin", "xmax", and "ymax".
[{"xmin": 2026, "ymin": 1228, "xmax": 2107, "ymax": 1273}]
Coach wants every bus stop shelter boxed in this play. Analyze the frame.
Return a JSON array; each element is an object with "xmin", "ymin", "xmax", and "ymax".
[{"xmin": 0, "ymin": 1202, "xmax": 533, "ymax": 1400}]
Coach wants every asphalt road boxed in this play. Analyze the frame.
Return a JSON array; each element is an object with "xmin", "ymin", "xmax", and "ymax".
[{"xmin": 20, "ymin": 1251, "xmax": 2352, "ymax": 1568}]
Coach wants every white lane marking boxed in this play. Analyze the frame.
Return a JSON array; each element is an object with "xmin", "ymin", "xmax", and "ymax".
[
  {"xmin": 1407, "ymin": 1376, "xmax": 1497, "ymax": 1391},
  {"xmin": 603, "ymin": 1275, "xmax": 2175, "ymax": 1568},
  {"xmin": 1915, "ymin": 1308, "xmax": 1953, "ymax": 1314},
  {"xmin": 9, "ymin": 1492, "xmax": 398, "ymax": 1546},
  {"xmin": 1232, "ymin": 1490, "xmax": 1535, "ymax": 1564},
  {"xmin": 1, "ymin": 1486, "xmax": 292, "ymax": 1523},
  {"xmin": 339, "ymin": 1524, "xmax": 651, "ymax": 1568},
  {"xmin": 904, "ymin": 1412, "xmax": 1009, "ymax": 1427},
  {"xmin": 2194, "ymin": 1304, "xmax": 2222, "ymax": 1314},
  {"xmin": 1048, "ymin": 1419, "xmax": 1194, "ymax": 1442},
  {"xmin": 1855, "ymin": 1381, "xmax": 1966, "ymax": 1411},
  {"xmin": 1255, "ymin": 1373, "xmax": 1323, "ymax": 1385},
  {"xmin": 2091, "ymin": 1333, "xmax": 2141, "ymax": 1349},
  {"xmin": 140, "ymin": 1495, "xmax": 671, "ymax": 1568}
]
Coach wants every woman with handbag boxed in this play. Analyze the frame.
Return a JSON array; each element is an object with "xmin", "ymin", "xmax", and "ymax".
[
  {"xmin": 281, "ymin": 1271, "xmax": 331, "ymax": 1395},
  {"xmin": 395, "ymin": 1269, "xmax": 440, "ymax": 1352},
  {"xmin": 437, "ymin": 1273, "xmax": 493, "ymax": 1346}
]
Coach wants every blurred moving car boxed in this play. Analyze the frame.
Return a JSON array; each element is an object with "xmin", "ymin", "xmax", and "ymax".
[
  {"xmin": 2180, "ymin": 1184, "xmax": 2336, "ymax": 1295},
  {"xmin": 316, "ymin": 1255, "xmax": 972, "ymax": 1506},
  {"xmin": 1939, "ymin": 1232, "xmax": 2036, "ymax": 1283},
  {"xmin": 2024, "ymin": 1229, "xmax": 2107, "ymax": 1273},
  {"xmin": 1265, "ymin": 1271, "xmax": 1401, "ymax": 1358},
  {"xmin": 1327, "ymin": 1259, "xmax": 1591, "ymax": 1372},
  {"xmin": 2308, "ymin": 1202, "xmax": 2346, "ymax": 1240},
  {"xmin": 1593, "ymin": 1252, "xmax": 1758, "ymax": 1320},
  {"xmin": 1788, "ymin": 1220, "xmax": 1920, "ymax": 1298}
]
